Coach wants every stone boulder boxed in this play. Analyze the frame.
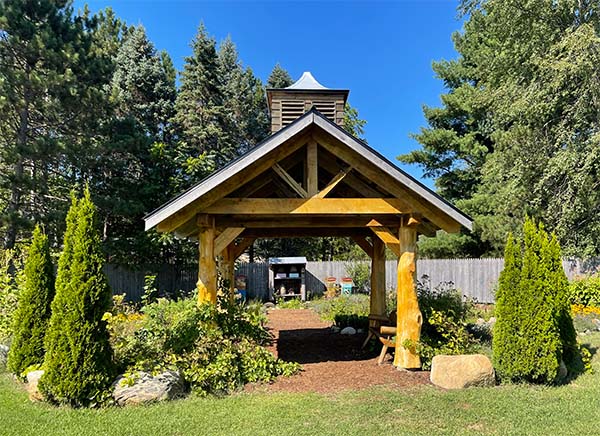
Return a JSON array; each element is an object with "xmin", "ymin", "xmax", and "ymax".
[
  {"xmin": 113, "ymin": 370, "xmax": 185, "ymax": 406},
  {"xmin": 0, "ymin": 344, "xmax": 8, "ymax": 369},
  {"xmin": 25, "ymin": 370, "xmax": 45, "ymax": 401},
  {"xmin": 340, "ymin": 326, "xmax": 356, "ymax": 335},
  {"xmin": 430, "ymin": 354, "xmax": 495, "ymax": 389}
]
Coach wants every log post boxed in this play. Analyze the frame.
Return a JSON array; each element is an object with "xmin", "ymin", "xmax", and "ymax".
[
  {"xmin": 370, "ymin": 236, "xmax": 386, "ymax": 317},
  {"xmin": 197, "ymin": 215, "xmax": 217, "ymax": 305},
  {"xmin": 394, "ymin": 217, "xmax": 422, "ymax": 369},
  {"xmin": 221, "ymin": 245, "xmax": 235, "ymax": 301}
]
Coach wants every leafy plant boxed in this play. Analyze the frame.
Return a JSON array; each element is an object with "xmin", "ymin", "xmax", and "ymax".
[
  {"xmin": 106, "ymin": 294, "xmax": 298, "ymax": 396},
  {"xmin": 309, "ymin": 294, "xmax": 370, "ymax": 323},
  {"xmin": 569, "ymin": 275, "xmax": 600, "ymax": 307},
  {"xmin": 414, "ymin": 282, "xmax": 478, "ymax": 369},
  {"xmin": 345, "ymin": 261, "xmax": 370, "ymax": 292},
  {"xmin": 7, "ymin": 226, "xmax": 55, "ymax": 377}
]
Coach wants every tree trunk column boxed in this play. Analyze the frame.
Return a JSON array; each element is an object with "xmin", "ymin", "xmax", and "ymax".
[
  {"xmin": 221, "ymin": 246, "xmax": 235, "ymax": 301},
  {"xmin": 394, "ymin": 219, "xmax": 422, "ymax": 369},
  {"xmin": 197, "ymin": 218, "xmax": 217, "ymax": 305},
  {"xmin": 370, "ymin": 237, "xmax": 386, "ymax": 317}
]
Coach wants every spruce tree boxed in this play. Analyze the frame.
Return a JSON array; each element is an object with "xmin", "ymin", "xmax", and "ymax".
[
  {"xmin": 267, "ymin": 63, "xmax": 293, "ymax": 88},
  {"xmin": 40, "ymin": 189, "xmax": 114, "ymax": 406},
  {"xmin": 7, "ymin": 226, "xmax": 55, "ymax": 376},
  {"xmin": 173, "ymin": 23, "xmax": 232, "ymax": 185}
]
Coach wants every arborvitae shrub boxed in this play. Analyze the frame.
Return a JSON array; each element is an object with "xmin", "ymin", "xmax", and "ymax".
[
  {"xmin": 7, "ymin": 226, "xmax": 55, "ymax": 376},
  {"xmin": 493, "ymin": 217, "xmax": 578, "ymax": 384},
  {"xmin": 40, "ymin": 190, "xmax": 115, "ymax": 406}
]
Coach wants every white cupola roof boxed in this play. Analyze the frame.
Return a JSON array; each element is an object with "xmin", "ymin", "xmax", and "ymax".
[{"xmin": 286, "ymin": 71, "xmax": 328, "ymax": 90}]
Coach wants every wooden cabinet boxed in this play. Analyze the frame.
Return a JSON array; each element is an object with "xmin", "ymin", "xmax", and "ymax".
[{"xmin": 268, "ymin": 257, "xmax": 307, "ymax": 301}]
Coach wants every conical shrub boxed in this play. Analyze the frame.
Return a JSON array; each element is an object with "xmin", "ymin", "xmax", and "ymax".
[
  {"xmin": 493, "ymin": 217, "xmax": 578, "ymax": 383},
  {"xmin": 40, "ymin": 189, "xmax": 115, "ymax": 406},
  {"xmin": 7, "ymin": 226, "xmax": 55, "ymax": 376}
]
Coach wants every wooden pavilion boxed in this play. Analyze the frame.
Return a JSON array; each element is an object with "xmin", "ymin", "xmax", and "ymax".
[{"xmin": 144, "ymin": 72, "xmax": 472, "ymax": 369}]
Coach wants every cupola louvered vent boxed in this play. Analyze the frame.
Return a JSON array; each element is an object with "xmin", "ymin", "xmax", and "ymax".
[{"xmin": 267, "ymin": 72, "xmax": 349, "ymax": 133}]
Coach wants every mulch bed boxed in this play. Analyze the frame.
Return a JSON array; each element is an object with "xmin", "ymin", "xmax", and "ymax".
[{"xmin": 247, "ymin": 308, "xmax": 431, "ymax": 393}]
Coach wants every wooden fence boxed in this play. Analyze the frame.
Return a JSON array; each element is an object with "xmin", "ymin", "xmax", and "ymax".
[{"xmin": 105, "ymin": 257, "xmax": 600, "ymax": 304}]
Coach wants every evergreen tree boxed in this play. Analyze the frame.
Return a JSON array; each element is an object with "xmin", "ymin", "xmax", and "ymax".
[
  {"xmin": 493, "ymin": 217, "xmax": 579, "ymax": 383},
  {"xmin": 0, "ymin": 0, "xmax": 113, "ymax": 249},
  {"xmin": 7, "ymin": 226, "xmax": 55, "ymax": 376},
  {"xmin": 173, "ymin": 23, "xmax": 232, "ymax": 186},
  {"xmin": 267, "ymin": 63, "xmax": 293, "ymax": 88},
  {"xmin": 40, "ymin": 189, "xmax": 115, "ymax": 406}
]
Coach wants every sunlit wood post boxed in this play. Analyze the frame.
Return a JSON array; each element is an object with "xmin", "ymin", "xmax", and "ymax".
[
  {"xmin": 370, "ymin": 236, "xmax": 386, "ymax": 317},
  {"xmin": 197, "ymin": 215, "xmax": 217, "ymax": 305},
  {"xmin": 394, "ymin": 216, "xmax": 422, "ymax": 369}
]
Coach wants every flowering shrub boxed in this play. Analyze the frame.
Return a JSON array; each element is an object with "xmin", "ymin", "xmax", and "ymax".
[{"xmin": 105, "ymin": 295, "xmax": 299, "ymax": 396}]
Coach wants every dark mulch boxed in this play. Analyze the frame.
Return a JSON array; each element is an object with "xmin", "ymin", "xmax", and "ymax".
[{"xmin": 248, "ymin": 308, "xmax": 431, "ymax": 393}]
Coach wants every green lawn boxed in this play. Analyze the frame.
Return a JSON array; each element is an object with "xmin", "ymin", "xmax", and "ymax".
[{"xmin": 1, "ymin": 333, "xmax": 599, "ymax": 436}]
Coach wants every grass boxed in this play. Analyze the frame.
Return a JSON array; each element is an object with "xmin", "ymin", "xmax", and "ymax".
[{"xmin": 1, "ymin": 332, "xmax": 599, "ymax": 436}]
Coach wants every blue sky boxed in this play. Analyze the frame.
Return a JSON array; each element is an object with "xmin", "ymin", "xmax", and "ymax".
[{"xmin": 75, "ymin": 1, "xmax": 464, "ymax": 188}]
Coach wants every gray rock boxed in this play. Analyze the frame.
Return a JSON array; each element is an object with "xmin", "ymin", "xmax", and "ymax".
[
  {"xmin": 264, "ymin": 302, "xmax": 276, "ymax": 309},
  {"xmin": 340, "ymin": 326, "xmax": 356, "ymax": 335},
  {"xmin": 0, "ymin": 344, "xmax": 8, "ymax": 368},
  {"xmin": 113, "ymin": 370, "xmax": 185, "ymax": 406},
  {"xmin": 331, "ymin": 325, "xmax": 341, "ymax": 333},
  {"xmin": 357, "ymin": 328, "xmax": 365, "ymax": 334},
  {"xmin": 25, "ymin": 370, "xmax": 45, "ymax": 401},
  {"xmin": 430, "ymin": 354, "xmax": 495, "ymax": 389},
  {"xmin": 558, "ymin": 360, "xmax": 568, "ymax": 382}
]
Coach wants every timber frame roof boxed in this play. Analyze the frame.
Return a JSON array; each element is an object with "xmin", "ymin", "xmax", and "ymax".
[{"xmin": 144, "ymin": 109, "xmax": 472, "ymax": 236}]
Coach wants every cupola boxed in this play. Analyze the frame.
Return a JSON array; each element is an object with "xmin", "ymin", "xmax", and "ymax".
[{"xmin": 266, "ymin": 72, "xmax": 349, "ymax": 133}]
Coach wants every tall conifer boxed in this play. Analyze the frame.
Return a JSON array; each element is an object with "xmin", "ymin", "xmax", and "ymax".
[
  {"xmin": 7, "ymin": 226, "xmax": 55, "ymax": 376},
  {"xmin": 40, "ymin": 189, "xmax": 114, "ymax": 406}
]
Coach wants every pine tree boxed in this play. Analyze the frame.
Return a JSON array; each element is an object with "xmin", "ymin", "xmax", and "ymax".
[
  {"xmin": 173, "ymin": 23, "xmax": 232, "ymax": 185},
  {"xmin": 267, "ymin": 63, "xmax": 293, "ymax": 88},
  {"xmin": 7, "ymin": 226, "xmax": 55, "ymax": 376},
  {"xmin": 40, "ymin": 189, "xmax": 115, "ymax": 406}
]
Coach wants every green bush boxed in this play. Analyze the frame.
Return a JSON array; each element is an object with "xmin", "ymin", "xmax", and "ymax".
[
  {"xmin": 493, "ymin": 218, "xmax": 578, "ymax": 384},
  {"xmin": 40, "ymin": 191, "xmax": 115, "ymax": 406},
  {"xmin": 7, "ymin": 226, "xmax": 55, "ymax": 377},
  {"xmin": 345, "ymin": 261, "xmax": 370, "ymax": 292},
  {"xmin": 0, "ymin": 249, "xmax": 22, "ymax": 344},
  {"xmin": 309, "ymin": 294, "xmax": 370, "ymax": 323},
  {"xmin": 414, "ymin": 283, "xmax": 478, "ymax": 369},
  {"xmin": 105, "ymin": 295, "xmax": 298, "ymax": 396},
  {"xmin": 569, "ymin": 275, "xmax": 600, "ymax": 307}
]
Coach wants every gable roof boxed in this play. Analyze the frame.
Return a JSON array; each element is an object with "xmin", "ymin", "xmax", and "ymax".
[{"xmin": 144, "ymin": 109, "xmax": 472, "ymax": 233}]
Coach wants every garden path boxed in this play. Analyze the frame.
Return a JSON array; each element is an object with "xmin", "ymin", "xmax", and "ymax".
[{"xmin": 249, "ymin": 308, "xmax": 431, "ymax": 393}]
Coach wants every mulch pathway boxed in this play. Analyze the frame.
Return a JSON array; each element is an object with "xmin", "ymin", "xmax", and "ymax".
[{"xmin": 247, "ymin": 308, "xmax": 431, "ymax": 393}]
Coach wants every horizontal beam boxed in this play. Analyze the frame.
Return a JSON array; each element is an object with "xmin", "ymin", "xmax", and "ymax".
[
  {"xmin": 216, "ymin": 215, "xmax": 401, "ymax": 229},
  {"xmin": 241, "ymin": 228, "xmax": 371, "ymax": 238},
  {"xmin": 202, "ymin": 198, "xmax": 407, "ymax": 215}
]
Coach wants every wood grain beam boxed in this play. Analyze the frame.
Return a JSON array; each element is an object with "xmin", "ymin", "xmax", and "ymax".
[
  {"xmin": 214, "ymin": 227, "xmax": 244, "ymax": 255},
  {"xmin": 307, "ymin": 141, "xmax": 318, "ymax": 196},
  {"xmin": 241, "ymin": 228, "xmax": 371, "ymax": 238},
  {"xmin": 216, "ymin": 216, "xmax": 401, "ymax": 229},
  {"xmin": 315, "ymin": 132, "xmax": 460, "ymax": 232},
  {"xmin": 202, "ymin": 198, "xmax": 407, "ymax": 215},
  {"xmin": 369, "ymin": 226, "xmax": 401, "ymax": 257},
  {"xmin": 231, "ymin": 238, "xmax": 255, "ymax": 260},
  {"xmin": 314, "ymin": 167, "xmax": 351, "ymax": 198},
  {"xmin": 155, "ymin": 131, "xmax": 312, "ymax": 233},
  {"xmin": 273, "ymin": 163, "xmax": 308, "ymax": 198},
  {"xmin": 351, "ymin": 236, "xmax": 373, "ymax": 258}
]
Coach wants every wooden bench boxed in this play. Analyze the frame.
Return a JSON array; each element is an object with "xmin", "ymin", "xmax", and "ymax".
[{"xmin": 378, "ymin": 325, "xmax": 397, "ymax": 365}]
